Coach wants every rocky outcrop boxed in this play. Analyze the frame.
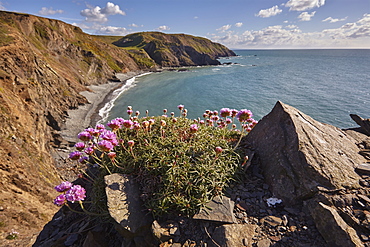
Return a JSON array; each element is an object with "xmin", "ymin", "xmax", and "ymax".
[
  {"xmin": 111, "ymin": 32, "xmax": 236, "ymax": 67},
  {"xmin": 244, "ymin": 101, "xmax": 365, "ymax": 205},
  {"xmin": 0, "ymin": 10, "xmax": 141, "ymax": 245},
  {"xmin": 34, "ymin": 101, "xmax": 370, "ymax": 246}
]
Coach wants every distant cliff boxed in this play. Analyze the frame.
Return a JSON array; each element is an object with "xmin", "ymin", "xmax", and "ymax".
[
  {"xmin": 108, "ymin": 32, "xmax": 236, "ymax": 67},
  {"xmin": 0, "ymin": 10, "xmax": 235, "ymax": 243}
]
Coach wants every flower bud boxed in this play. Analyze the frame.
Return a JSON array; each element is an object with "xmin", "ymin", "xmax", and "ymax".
[{"xmin": 215, "ymin": 146, "xmax": 223, "ymax": 154}]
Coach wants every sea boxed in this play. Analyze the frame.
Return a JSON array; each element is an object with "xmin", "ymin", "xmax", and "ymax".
[{"xmin": 101, "ymin": 49, "xmax": 370, "ymax": 129}]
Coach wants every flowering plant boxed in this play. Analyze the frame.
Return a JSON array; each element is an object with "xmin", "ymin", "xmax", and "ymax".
[{"xmin": 59, "ymin": 105, "xmax": 257, "ymax": 217}]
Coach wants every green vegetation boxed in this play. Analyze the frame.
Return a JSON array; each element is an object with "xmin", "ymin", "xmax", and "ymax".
[
  {"xmin": 0, "ymin": 26, "xmax": 14, "ymax": 46},
  {"xmin": 61, "ymin": 107, "xmax": 257, "ymax": 218}
]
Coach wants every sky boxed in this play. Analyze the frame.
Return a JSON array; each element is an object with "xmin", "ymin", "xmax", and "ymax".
[{"xmin": 1, "ymin": 0, "xmax": 370, "ymax": 49}]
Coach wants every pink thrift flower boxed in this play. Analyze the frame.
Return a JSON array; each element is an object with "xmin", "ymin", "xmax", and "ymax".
[
  {"xmin": 142, "ymin": 121, "xmax": 150, "ymax": 128},
  {"xmin": 53, "ymin": 194, "xmax": 67, "ymax": 206},
  {"xmin": 69, "ymin": 151, "xmax": 82, "ymax": 161},
  {"xmin": 127, "ymin": 140, "xmax": 135, "ymax": 147},
  {"xmin": 236, "ymin": 109, "xmax": 253, "ymax": 122},
  {"xmin": 79, "ymin": 156, "xmax": 89, "ymax": 164},
  {"xmin": 100, "ymin": 130, "xmax": 117, "ymax": 141},
  {"xmin": 133, "ymin": 122, "xmax": 141, "ymax": 130},
  {"xmin": 65, "ymin": 185, "xmax": 86, "ymax": 203},
  {"xmin": 85, "ymin": 147, "xmax": 94, "ymax": 155},
  {"xmin": 177, "ymin": 104, "xmax": 184, "ymax": 111},
  {"xmin": 54, "ymin": 181, "xmax": 73, "ymax": 192},
  {"xmin": 190, "ymin": 124, "xmax": 198, "ymax": 133},
  {"xmin": 98, "ymin": 140, "xmax": 114, "ymax": 152},
  {"xmin": 108, "ymin": 152, "xmax": 116, "ymax": 160},
  {"xmin": 77, "ymin": 131, "xmax": 92, "ymax": 142},
  {"xmin": 220, "ymin": 108, "xmax": 231, "ymax": 118},
  {"xmin": 231, "ymin": 109, "xmax": 238, "ymax": 118},
  {"xmin": 107, "ymin": 119, "xmax": 122, "ymax": 130},
  {"xmin": 123, "ymin": 120, "xmax": 133, "ymax": 129},
  {"xmin": 74, "ymin": 142, "xmax": 85, "ymax": 151},
  {"xmin": 215, "ymin": 147, "xmax": 223, "ymax": 154},
  {"xmin": 95, "ymin": 124, "xmax": 105, "ymax": 130}
]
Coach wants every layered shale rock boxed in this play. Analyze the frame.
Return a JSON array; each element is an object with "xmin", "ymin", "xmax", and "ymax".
[{"xmin": 244, "ymin": 101, "xmax": 365, "ymax": 205}]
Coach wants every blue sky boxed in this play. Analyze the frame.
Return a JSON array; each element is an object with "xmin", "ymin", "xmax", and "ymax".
[{"xmin": 1, "ymin": 0, "xmax": 370, "ymax": 49}]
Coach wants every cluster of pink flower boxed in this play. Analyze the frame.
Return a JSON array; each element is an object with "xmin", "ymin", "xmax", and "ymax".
[
  {"xmin": 67, "ymin": 105, "xmax": 257, "ymax": 165},
  {"xmin": 68, "ymin": 123, "xmax": 120, "ymax": 164},
  {"xmin": 53, "ymin": 181, "xmax": 86, "ymax": 206},
  {"xmin": 200, "ymin": 107, "xmax": 258, "ymax": 132}
]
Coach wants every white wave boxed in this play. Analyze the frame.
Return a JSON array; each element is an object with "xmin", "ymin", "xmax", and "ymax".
[{"xmin": 98, "ymin": 72, "xmax": 152, "ymax": 123}]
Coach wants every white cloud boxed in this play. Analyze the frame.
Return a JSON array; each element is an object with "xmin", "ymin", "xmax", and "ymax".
[
  {"xmin": 80, "ymin": 2, "xmax": 125, "ymax": 23},
  {"xmin": 94, "ymin": 25, "xmax": 129, "ymax": 35},
  {"xmin": 129, "ymin": 23, "xmax": 142, "ymax": 28},
  {"xmin": 298, "ymin": 11, "xmax": 316, "ymax": 21},
  {"xmin": 322, "ymin": 17, "xmax": 348, "ymax": 23},
  {"xmin": 156, "ymin": 25, "xmax": 170, "ymax": 31},
  {"xmin": 211, "ymin": 13, "xmax": 370, "ymax": 49},
  {"xmin": 256, "ymin": 5, "xmax": 282, "ymax": 18},
  {"xmin": 38, "ymin": 7, "xmax": 64, "ymax": 15},
  {"xmin": 286, "ymin": 24, "xmax": 298, "ymax": 29},
  {"xmin": 194, "ymin": 16, "xmax": 199, "ymax": 19},
  {"xmin": 0, "ymin": 2, "xmax": 5, "ymax": 10},
  {"xmin": 217, "ymin": 24, "xmax": 232, "ymax": 32},
  {"xmin": 285, "ymin": 0, "xmax": 325, "ymax": 11},
  {"xmin": 323, "ymin": 14, "xmax": 370, "ymax": 39},
  {"xmin": 235, "ymin": 22, "xmax": 243, "ymax": 28}
]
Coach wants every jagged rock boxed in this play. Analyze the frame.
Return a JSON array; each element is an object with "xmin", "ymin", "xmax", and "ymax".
[
  {"xmin": 151, "ymin": 220, "xmax": 180, "ymax": 242},
  {"xmin": 244, "ymin": 101, "xmax": 364, "ymax": 205},
  {"xmin": 306, "ymin": 199, "xmax": 364, "ymax": 247},
  {"xmin": 257, "ymin": 238, "xmax": 272, "ymax": 247},
  {"xmin": 210, "ymin": 224, "xmax": 257, "ymax": 247},
  {"xmin": 260, "ymin": 215, "xmax": 283, "ymax": 227},
  {"xmin": 350, "ymin": 114, "xmax": 370, "ymax": 136},
  {"xmin": 104, "ymin": 173, "xmax": 153, "ymax": 234},
  {"xmin": 193, "ymin": 196, "xmax": 236, "ymax": 223}
]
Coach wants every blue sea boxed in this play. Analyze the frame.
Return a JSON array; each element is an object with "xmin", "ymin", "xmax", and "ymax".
[{"xmin": 103, "ymin": 49, "xmax": 370, "ymax": 129}]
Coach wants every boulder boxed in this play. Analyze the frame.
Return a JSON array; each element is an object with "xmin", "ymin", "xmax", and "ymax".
[
  {"xmin": 244, "ymin": 101, "xmax": 364, "ymax": 205},
  {"xmin": 104, "ymin": 173, "xmax": 153, "ymax": 234},
  {"xmin": 193, "ymin": 196, "xmax": 236, "ymax": 223},
  {"xmin": 350, "ymin": 114, "xmax": 370, "ymax": 136},
  {"xmin": 210, "ymin": 224, "xmax": 258, "ymax": 247},
  {"xmin": 306, "ymin": 199, "xmax": 364, "ymax": 247}
]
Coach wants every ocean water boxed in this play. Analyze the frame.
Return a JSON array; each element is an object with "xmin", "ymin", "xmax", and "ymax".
[{"xmin": 104, "ymin": 49, "xmax": 370, "ymax": 129}]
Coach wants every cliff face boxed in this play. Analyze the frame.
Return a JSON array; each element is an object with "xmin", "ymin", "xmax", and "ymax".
[
  {"xmin": 110, "ymin": 32, "xmax": 236, "ymax": 67},
  {"xmin": 0, "ymin": 11, "xmax": 235, "ymax": 244},
  {"xmin": 0, "ymin": 11, "xmax": 141, "ymax": 243}
]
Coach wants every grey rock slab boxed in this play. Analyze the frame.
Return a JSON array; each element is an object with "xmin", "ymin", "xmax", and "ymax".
[
  {"xmin": 260, "ymin": 215, "xmax": 283, "ymax": 227},
  {"xmin": 104, "ymin": 173, "xmax": 153, "ymax": 234},
  {"xmin": 306, "ymin": 199, "xmax": 364, "ymax": 247},
  {"xmin": 210, "ymin": 223, "xmax": 258, "ymax": 247},
  {"xmin": 193, "ymin": 196, "xmax": 236, "ymax": 223},
  {"xmin": 244, "ymin": 101, "xmax": 363, "ymax": 205}
]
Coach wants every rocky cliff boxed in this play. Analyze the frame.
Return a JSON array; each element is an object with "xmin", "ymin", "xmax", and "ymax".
[
  {"xmin": 108, "ymin": 32, "xmax": 236, "ymax": 67},
  {"xmin": 0, "ymin": 11, "xmax": 234, "ymax": 245}
]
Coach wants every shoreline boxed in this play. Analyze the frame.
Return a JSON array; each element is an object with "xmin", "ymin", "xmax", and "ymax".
[{"xmin": 60, "ymin": 71, "xmax": 144, "ymax": 143}]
